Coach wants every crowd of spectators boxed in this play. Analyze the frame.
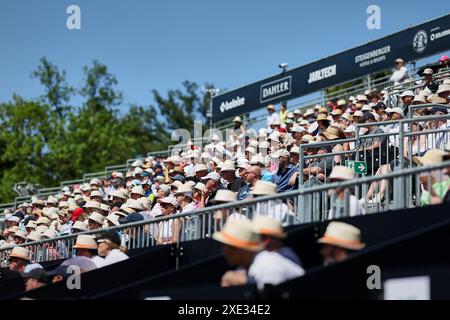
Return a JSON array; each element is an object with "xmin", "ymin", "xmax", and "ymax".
[{"xmin": 0, "ymin": 56, "xmax": 450, "ymax": 294}]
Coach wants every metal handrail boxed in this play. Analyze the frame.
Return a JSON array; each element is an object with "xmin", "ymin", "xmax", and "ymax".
[{"xmin": 1, "ymin": 160, "xmax": 448, "ymax": 266}]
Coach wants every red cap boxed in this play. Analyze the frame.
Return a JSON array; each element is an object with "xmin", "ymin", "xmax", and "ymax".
[
  {"xmin": 278, "ymin": 127, "xmax": 287, "ymax": 133},
  {"xmin": 71, "ymin": 207, "xmax": 84, "ymax": 222}
]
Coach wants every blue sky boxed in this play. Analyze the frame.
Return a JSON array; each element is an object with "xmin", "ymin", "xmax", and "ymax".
[{"xmin": 0, "ymin": 0, "xmax": 449, "ymax": 111}]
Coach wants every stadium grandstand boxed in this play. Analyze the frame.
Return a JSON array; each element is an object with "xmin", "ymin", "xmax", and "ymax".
[{"xmin": 1, "ymin": 14, "xmax": 450, "ymax": 301}]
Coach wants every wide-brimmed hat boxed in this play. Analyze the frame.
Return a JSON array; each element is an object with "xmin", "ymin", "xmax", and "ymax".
[
  {"xmin": 211, "ymin": 189, "xmax": 237, "ymax": 203},
  {"xmin": 130, "ymin": 185, "xmax": 144, "ymax": 196},
  {"xmin": 27, "ymin": 231, "xmax": 42, "ymax": 242},
  {"xmin": 304, "ymin": 108, "xmax": 315, "ymax": 117},
  {"xmin": 160, "ymin": 196, "xmax": 178, "ymax": 207},
  {"xmin": 316, "ymin": 113, "xmax": 329, "ymax": 122},
  {"xmin": 356, "ymin": 95, "xmax": 368, "ymax": 102},
  {"xmin": 194, "ymin": 163, "xmax": 208, "ymax": 173},
  {"xmin": 317, "ymin": 222, "xmax": 365, "ymax": 250},
  {"xmin": 220, "ymin": 162, "xmax": 236, "ymax": 172},
  {"xmin": 105, "ymin": 214, "xmax": 121, "ymax": 226},
  {"xmin": 14, "ymin": 230, "xmax": 28, "ymax": 240},
  {"xmin": 250, "ymin": 181, "xmax": 277, "ymax": 195},
  {"xmin": 321, "ymin": 127, "xmax": 345, "ymax": 140},
  {"xmin": 329, "ymin": 165, "xmax": 355, "ymax": 181},
  {"xmin": 10, "ymin": 247, "xmax": 30, "ymax": 260},
  {"xmin": 413, "ymin": 149, "xmax": 448, "ymax": 166},
  {"xmin": 125, "ymin": 198, "xmax": 144, "ymax": 211},
  {"xmin": 88, "ymin": 212, "xmax": 106, "ymax": 225},
  {"xmin": 437, "ymin": 84, "xmax": 450, "ymax": 95},
  {"xmin": 252, "ymin": 215, "xmax": 286, "ymax": 239},
  {"xmin": 72, "ymin": 221, "xmax": 88, "ymax": 232},
  {"xmin": 85, "ymin": 201, "xmax": 101, "ymax": 210},
  {"xmin": 36, "ymin": 217, "xmax": 50, "ymax": 226},
  {"xmin": 174, "ymin": 183, "xmax": 194, "ymax": 197},
  {"xmin": 73, "ymin": 235, "xmax": 98, "ymax": 250},
  {"xmin": 212, "ymin": 219, "xmax": 264, "ymax": 252}
]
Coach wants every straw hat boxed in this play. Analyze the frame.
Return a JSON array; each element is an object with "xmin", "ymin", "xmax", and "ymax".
[
  {"xmin": 35, "ymin": 225, "xmax": 48, "ymax": 235},
  {"xmin": 317, "ymin": 222, "xmax": 365, "ymax": 250},
  {"xmin": 160, "ymin": 196, "xmax": 178, "ymax": 207},
  {"xmin": 131, "ymin": 185, "xmax": 144, "ymax": 196},
  {"xmin": 314, "ymin": 104, "xmax": 322, "ymax": 111},
  {"xmin": 90, "ymin": 190, "xmax": 102, "ymax": 198},
  {"xmin": 28, "ymin": 231, "xmax": 42, "ymax": 242},
  {"xmin": 356, "ymin": 95, "xmax": 368, "ymax": 102},
  {"xmin": 73, "ymin": 235, "xmax": 97, "ymax": 250},
  {"xmin": 252, "ymin": 215, "xmax": 286, "ymax": 239},
  {"xmin": 316, "ymin": 113, "xmax": 329, "ymax": 122},
  {"xmin": 318, "ymin": 107, "xmax": 328, "ymax": 114},
  {"xmin": 43, "ymin": 229, "xmax": 58, "ymax": 239},
  {"xmin": 304, "ymin": 108, "xmax": 315, "ymax": 117},
  {"xmin": 266, "ymin": 104, "xmax": 275, "ymax": 111},
  {"xmin": 301, "ymin": 135, "xmax": 314, "ymax": 143},
  {"xmin": 46, "ymin": 196, "xmax": 58, "ymax": 205},
  {"xmin": 10, "ymin": 247, "xmax": 30, "ymax": 261},
  {"xmin": 171, "ymin": 180, "xmax": 183, "ymax": 189},
  {"xmin": 25, "ymin": 220, "xmax": 37, "ymax": 229},
  {"xmin": 331, "ymin": 109, "xmax": 343, "ymax": 116},
  {"xmin": 289, "ymin": 145, "xmax": 300, "ymax": 154},
  {"xmin": 220, "ymin": 162, "xmax": 236, "ymax": 172},
  {"xmin": 194, "ymin": 163, "xmax": 208, "ymax": 173},
  {"xmin": 329, "ymin": 166, "xmax": 355, "ymax": 181},
  {"xmin": 174, "ymin": 183, "xmax": 194, "ymax": 197},
  {"xmin": 431, "ymin": 96, "xmax": 448, "ymax": 104},
  {"xmin": 233, "ymin": 116, "xmax": 242, "ymax": 123},
  {"xmin": 413, "ymin": 149, "xmax": 448, "ymax": 166},
  {"xmin": 212, "ymin": 219, "xmax": 264, "ymax": 252},
  {"xmin": 211, "ymin": 189, "xmax": 237, "ymax": 203},
  {"xmin": 36, "ymin": 217, "xmax": 50, "ymax": 226},
  {"xmin": 437, "ymin": 84, "xmax": 450, "ymax": 94},
  {"xmin": 106, "ymin": 214, "xmax": 120, "ymax": 226},
  {"xmin": 321, "ymin": 126, "xmax": 346, "ymax": 140},
  {"xmin": 250, "ymin": 181, "xmax": 277, "ymax": 195},
  {"xmin": 125, "ymin": 198, "xmax": 145, "ymax": 211},
  {"xmin": 100, "ymin": 203, "xmax": 110, "ymax": 212},
  {"xmin": 337, "ymin": 99, "xmax": 346, "ymax": 107},
  {"xmin": 85, "ymin": 201, "xmax": 101, "ymax": 210},
  {"xmin": 413, "ymin": 95, "xmax": 426, "ymax": 103},
  {"xmin": 72, "ymin": 221, "xmax": 88, "ymax": 232},
  {"xmin": 88, "ymin": 212, "xmax": 106, "ymax": 225},
  {"xmin": 14, "ymin": 230, "xmax": 28, "ymax": 240}
]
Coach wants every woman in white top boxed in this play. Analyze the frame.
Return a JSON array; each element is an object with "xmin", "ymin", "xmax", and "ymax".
[
  {"xmin": 97, "ymin": 230, "xmax": 129, "ymax": 267},
  {"xmin": 390, "ymin": 58, "xmax": 409, "ymax": 86}
]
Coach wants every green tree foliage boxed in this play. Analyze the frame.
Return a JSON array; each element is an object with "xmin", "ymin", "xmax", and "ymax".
[{"xmin": 0, "ymin": 58, "xmax": 212, "ymax": 203}]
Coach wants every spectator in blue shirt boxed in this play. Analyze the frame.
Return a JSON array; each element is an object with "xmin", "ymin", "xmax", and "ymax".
[
  {"xmin": 237, "ymin": 166, "xmax": 261, "ymax": 201},
  {"xmin": 271, "ymin": 149, "xmax": 298, "ymax": 192}
]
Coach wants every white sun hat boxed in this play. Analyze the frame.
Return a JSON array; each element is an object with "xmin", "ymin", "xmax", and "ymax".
[
  {"xmin": 317, "ymin": 222, "xmax": 365, "ymax": 250},
  {"xmin": 250, "ymin": 181, "xmax": 277, "ymax": 195},
  {"xmin": 328, "ymin": 165, "xmax": 355, "ymax": 181},
  {"xmin": 252, "ymin": 215, "xmax": 286, "ymax": 239},
  {"xmin": 213, "ymin": 219, "xmax": 264, "ymax": 252},
  {"xmin": 211, "ymin": 189, "xmax": 237, "ymax": 203}
]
